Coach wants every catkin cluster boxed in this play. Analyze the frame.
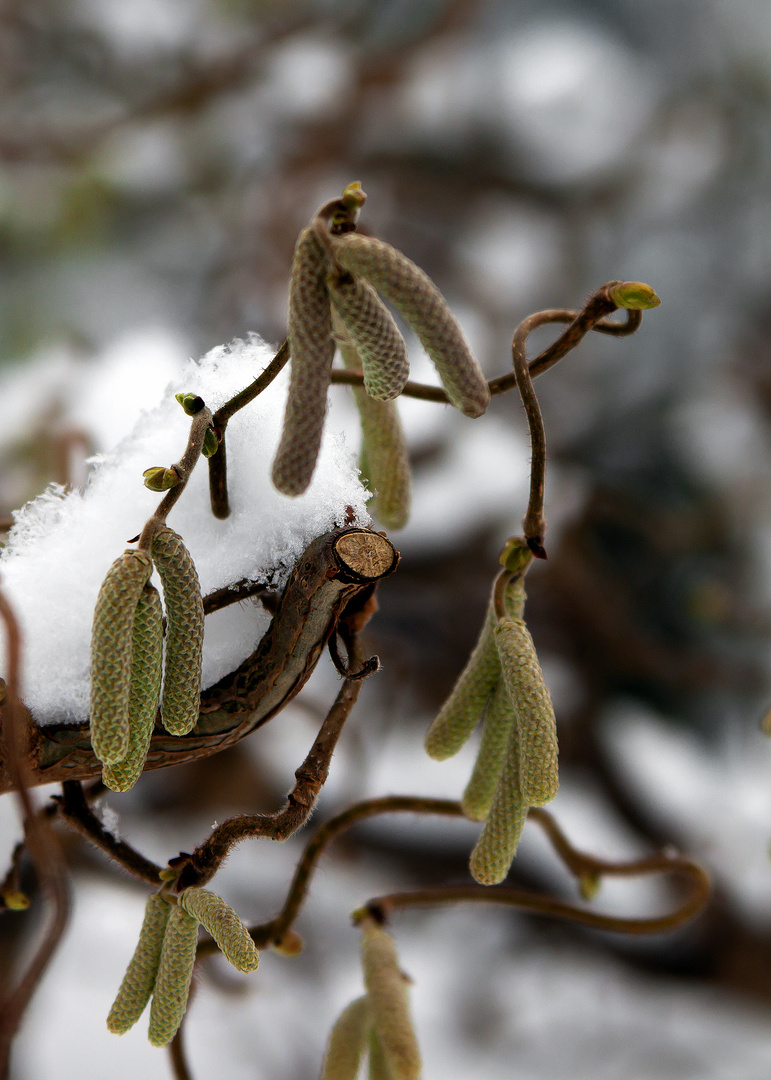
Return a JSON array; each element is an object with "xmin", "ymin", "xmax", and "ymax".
[
  {"xmin": 424, "ymin": 572, "xmax": 559, "ymax": 885},
  {"xmin": 271, "ymin": 185, "xmax": 490, "ymax": 512},
  {"xmin": 320, "ymin": 920, "xmax": 421, "ymax": 1080},
  {"xmin": 89, "ymin": 527, "xmax": 204, "ymax": 792},
  {"xmin": 107, "ymin": 887, "xmax": 259, "ymax": 1047}
]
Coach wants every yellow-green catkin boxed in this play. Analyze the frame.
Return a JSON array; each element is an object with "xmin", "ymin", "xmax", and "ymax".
[
  {"xmin": 360, "ymin": 921, "xmax": 421, "ymax": 1080},
  {"xmin": 102, "ymin": 585, "xmax": 163, "ymax": 792},
  {"xmin": 107, "ymin": 893, "xmax": 171, "ymax": 1034},
  {"xmin": 339, "ymin": 336, "xmax": 411, "ymax": 530},
  {"xmin": 151, "ymin": 528, "xmax": 203, "ymax": 737},
  {"xmin": 468, "ymin": 725, "xmax": 527, "ymax": 885},
  {"xmin": 148, "ymin": 904, "xmax": 199, "ymax": 1047},
  {"xmin": 321, "ymin": 995, "xmax": 372, "ymax": 1080},
  {"xmin": 328, "ymin": 271, "xmax": 409, "ymax": 401},
  {"xmin": 90, "ymin": 550, "xmax": 153, "ymax": 766},
  {"xmin": 424, "ymin": 598, "xmax": 500, "ymax": 760},
  {"xmin": 272, "ymin": 226, "xmax": 335, "ymax": 495},
  {"xmin": 332, "ymin": 233, "xmax": 489, "ymax": 419},
  {"xmin": 461, "ymin": 681, "xmax": 518, "ymax": 823},
  {"xmin": 495, "ymin": 617, "xmax": 559, "ymax": 807},
  {"xmin": 368, "ymin": 1027, "xmax": 394, "ymax": 1080},
  {"xmin": 179, "ymin": 888, "xmax": 259, "ymax": 973}
]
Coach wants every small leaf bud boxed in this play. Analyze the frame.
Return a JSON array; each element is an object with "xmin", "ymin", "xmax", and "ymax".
[
  {"xmin": 174, "ymin": 392, "xmax": 205, "ymax": 415},
  {"xmin": 3, "ymin": 890, "xmax": 30, "ymax": 911},
  {"xmin": 202, "ymin": 428, "xmax": 219, "ymax": 458},
  {"xmin": 608, "ymin": 281, "xmax": 661, "ymax": 310},
  {"xmin": 142, "ymin": 467, "xmax": 179, "ymax": 492}
]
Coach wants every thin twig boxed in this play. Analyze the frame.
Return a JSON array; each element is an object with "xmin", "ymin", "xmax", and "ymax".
[
  {"xmin": 137, "ymin": 405, "xmax": 213, "ymax": 553},
  {"xmin": 0, "ymin": 589, "xmax": 69, "ymax": 1080},
  {"xmin": 512, "ymin": 284, "xmax": 623, "ymax": 557},
  {"xmin": 54, "ymin": 781, "xmax": 162, "ymax": 886},
  {"xmin": 173, "ymin": 635, "xmax": 370, "ymax": 893},
  {"xmin": 169, "ymin": 1017, "xmax": 195, "ymax": 1080},
  {"xmin": 207, "ymin": 341, "xmax": 290, "ymax": 519},
  {"xmin": 202, "ymin": 579, "xmax": 271, "ymax": 616},
  {"xmin": 364, "ymin": 807, "xmax": 710, "ymax": 937}
]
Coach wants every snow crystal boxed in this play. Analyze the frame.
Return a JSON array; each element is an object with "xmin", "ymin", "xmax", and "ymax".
[{"xmin": 0, "ymin": 335, "xmax": 369, "ymax": 723}]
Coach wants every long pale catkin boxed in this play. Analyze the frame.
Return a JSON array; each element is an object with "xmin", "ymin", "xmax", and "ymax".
[
  {"xmin": 102, "ymin": 584, "xmax": 163, "ymax": 792},
  {"xmin": 179, "ymin": 888, "xmax": 259, "ymax": 973},
  {"xmin": 360, "ymin": 922, "xmax": 421, "ymax": 1080},
  {"xmin": 461, "ymin": 681, "xmax": 519, "ymax": 823},
  {"xmin": 320, "ymin": 995, "xmax": 372, "ymax": 1080},
  {"xmin": 147, "ymin": 905, "xmax": 199, "ymax": 1047},
  {"xmin": 468, "ymin": 724, "xmax": 527, "ymax": 885},
  {"xmin": 151, "ymin": 528, "xmax": 203, "ymax": 737},
  {"xmin": 328, "ymin": 271, "xmax": 409, "ymax": 400},
  {"xmin": 107, "ymin": 893, "xmax": 171, "ymax": 1034},
  {"xmin": 90, "ymin": 550, "xmax": 153, "ymax": 765},
  {"xmin": 339, "ymin": 336, "xmax": 411, "ymax": 530},
  {"xmin": 332, "ymin": 233, "xmax": 489, "ymax": 419},
  {"xmin": 272, "ymin": 226, "xmax": 335, "ymax": 495},
  {"xmin": 424, "ymin": 597, "xmax": 500, "ymax": 760},
  {"xmin": 495, "ymin": 617, "xmax": 559, "ymax": 806}
]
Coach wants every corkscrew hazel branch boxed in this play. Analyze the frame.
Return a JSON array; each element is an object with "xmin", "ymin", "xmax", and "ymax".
[{"xmin": 0, "ymin": 589, "xmax": 69, "ymax": 1080}]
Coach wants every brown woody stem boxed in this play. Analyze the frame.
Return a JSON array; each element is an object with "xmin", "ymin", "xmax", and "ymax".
[
  {"xmin": 0, "ymin": 590, "xmax": 69, "ymax": 1080},
  {"xmin": 365, "ymin": 807, "xmax": 710, "ymax": 937}
]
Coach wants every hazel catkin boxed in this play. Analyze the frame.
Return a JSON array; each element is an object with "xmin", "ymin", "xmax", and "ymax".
[
  {"xmin": 328, "ymin": 270, "xmax": 409, "ymax": 401},
  {"xmin": 107, "ymin": 893, "xmax": 172, "ymax": 1035},
  {"xmin": 179, "ymin": 888, "xmax": 259, "ymax": 973},
  {"xmin": 360, "ymin": 921, "xmax": 421, "ymax": 1080},
  {"xmin": 147, "ymin": 904, "xmax": 199, "ymax": 1047}
]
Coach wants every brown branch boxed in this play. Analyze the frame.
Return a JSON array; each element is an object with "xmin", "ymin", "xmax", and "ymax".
[
  {"xmin": 54, "ymin": 781, "xmax": 162, "ymax": 886},
  {"xmin": 173, "ymin": 635, "xmax": 369, "ymax": 892},
  {"xmin": 512, "ymin": 284, "xmax": 624, "ymax": 557},
  {"xmin": 6, "ymin": 527, "xmax": 398, "ymax": 793},
  {"xmin": 0, "ymin": 589, "xmax": 69, "ymax": 1080},
  {"xmin": 137, "ymin": 404, "xmax": 213, "ymax": 552},
  {"xmin": 328, "ymin": 306, "xmax": 641, "ymax": 402},
  {"xmin": 364, "ymin": 807, "xmax": 710, "ymax": 937},
  {"xmin": 208, "ymin": 340, "xmax": 290, "ymax": 519},
  {"xmin": 202, "ymin": 579, "xmax": 271, "ymax": 616}
]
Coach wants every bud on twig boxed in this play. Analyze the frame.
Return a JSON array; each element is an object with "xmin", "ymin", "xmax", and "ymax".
[
  {"xmin": 148, "ymin": 904, "xmax": 199, "ymax": 1047},
  {"xmin": 142, "ymin": 467, "xmax": 180, "ymax": 492},
  {"xmin": 272, "ymin": 226, "xmax": 335, "ymax": 495},
  {"xmin": 102, "ymin": 584, "xmax": 163, "ymax": 793},
  {"xmin": 151, "ymin": 528, "xmax": 204, "ymax": 736},
  {"xmin": 108, "ymin": 893, "xmax": 172, "ymax": 1034},
  {"xmin": 359, "ymin": 921, "xmax": 421, "ymax": 1080},
  {"xmin": 175, "ymin": 392, "xmax": 206, "ymax": 416},
  {"xmin": 180, "ymin": 888, "xmax": 259, "ymax": 973},
  {"xmin": 90, "ymin": 551, "xmax": 153, "ymax": 765},
  {"xmin": 332, "ymin": 233, "xmax": 490, "ymax": 418},
  {"xmin": 608, "ymin": 281, "xmax": 661, "ymax": 310}
]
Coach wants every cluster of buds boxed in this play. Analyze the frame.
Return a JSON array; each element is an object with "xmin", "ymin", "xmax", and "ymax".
[
  {"xmin": 271, "ymin": 183, "xmax": 490, "ymax": 519},
  {"xmin": 107, "ymin": 887, "xmax": 259, "ymax": 1047},
  {"xmin": 424, "ymin": 539, "xmax": 559, "ymax": 885},
  {"xmin": 320, "ymin": 917, "xmax": 421, "ymax": 1080},
  {"xmin": 89, "ymin": 526, "xmax": 204, "ymax": 791}
]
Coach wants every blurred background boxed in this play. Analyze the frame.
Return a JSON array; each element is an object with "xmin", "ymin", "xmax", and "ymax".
[{"xmin": 3, "ymin": 0, "xmax": 771, "ymax": 1076}]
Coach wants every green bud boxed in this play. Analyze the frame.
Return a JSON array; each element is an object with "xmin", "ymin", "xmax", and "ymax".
[
  {"xmin": 498, "ymin": 537, "xmax": 532, "ymax": 574},
  {"xmin": 175, "ymin": 392, "xmax": 205, "ymax": 416},
  {"xmin": 608, "ymin": 281, "xmax": 661, "ymax": 310},
  {"xmin": 578, "ymin": 872, "xmax": 601, "ymax": 901},
  {"xmin": 142, "ymin": 467, "xmax": 179, "ymax": 492},
  {"xmin": 341, "ymin": 181, "xmax": 366, "ymax": 210},
  {"xmin": 202, "ymin": 428, "xmax": 219, "ymax": 458},
  {"xmin": 3, "ymin": 890, "xmax": 30, "ymax": 911}
]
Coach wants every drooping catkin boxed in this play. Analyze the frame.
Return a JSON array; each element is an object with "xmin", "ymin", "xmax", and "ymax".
[
  {"xmin": 424, "ymin": 598, "xmax": 500, "ymax": 760},
  {"xmin": 495, "ymin": 617, "xmax": 559, "ymax": 806},
  {"xmin": 272, "ymin": 226, "xmax": 335, "ymax": 495},
  {"xmin": 368, "ymin": 1028, "xmax": 394, "ymax": 1080},
  {"xmin": 147, "ymin": 904, "xmax": 199, "ymax": 1047},
  {"xmin": 150, "ymin": 528, "xmax": 203, "ymax": 737},
  {"xmin": 468, "ymin": 725, "xmax": 527, "ymax": 885},
  {"xmin": 320, "ymin": 995, "xmax": 372, "ymax": 1080},
  {"xmin": 328, "ymin": 271, "xmax": 409, "ymax": 401},
  {"xmin": 332, "ymin": 233, "xmax": 489, "ymax": 419},
  {"xmin": 107, "ymin": 893, "xmax": 171, "ymax": 1034},
  {"xmin": 102, "ymin": 584, "xmax": 163, "ymax": 793},
  {"xmin": 461, "ymin": 681, "xmax": 519, "ymax": 823},
  {"xmin": 339, "ymin": 337, "xmax": 411, "ymax": 530},
  {"xmin": 360, "ymin": 921, "xmax": 421, "ymax": 1080},
  {"xmin": 90, "ymin": 550, "xmax": 153, "ymax": 765},
  {"xmin": 179, "ymin": 888, "xmax": 259, "ymax": 973}
]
